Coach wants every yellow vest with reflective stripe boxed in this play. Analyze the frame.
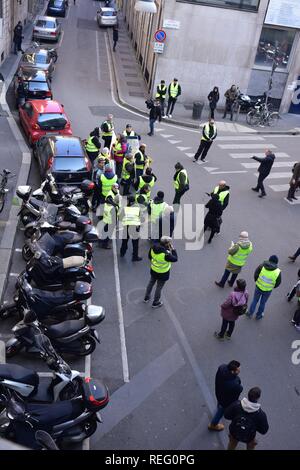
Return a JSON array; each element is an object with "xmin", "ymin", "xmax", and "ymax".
[
  {"xmin": 121, "ymin": 158, "xmax": 133, "ymax": 180},
  {"xmin": 86, "ymin": 136, "xmax": 99, "ymax": 153},
  {"xmin": 122, "ymin": 206, "xmax": 140, "ymax": 226},
  {"xmin": 174, "ymin": 169, "xmax": 188, "ymax": 190},
  {"xmin": 213, "ymin": 186, "xmax": 229, "ymax": 205},
  {"xmin": 156, "ymin": 84, "xmax": 167, "ymax": 99},
  {"xmin": 100, "ymin": 174, "xmax": 117, "ymax": 197},
  {"xmin": 201, "ymin": 123, "xmax": 217, "ymax": 142},
  {"xmin": 135, "ymin": 150, "xmax": 145, "ymax": 170},
  {"xmin": 150, "ymin": 201, "xmax": 167, "ymax": 223},
  {"xmin": 151, "ymin": 250, "xmax": 171, "ymax": 273},
  {"xmin": 123, "ymin": 130, "xmax": 135, "ymax": 137},
  {"xmin": 227, "ymin": 243, "xmax": 253, "ymax": 267},
  {"xmin": 170, "ymin": 82, "xmax": 179, "ymax": 98},
  {"xmin": 102, "ymin": 121, "xmax": 113, "ymax": 136},
  {"xmin": 138, "ymin": 176, "xmax": 155, "ymax": 190},
  {"xmin": 113, "ymin": 142, "xmax": 123, "ymax": 158},
  {"xmin": 103, "ymin": 190, "xmax": 119, "ymax": 225},
  {"xmin": 256, "ymin": 267, "xmax": 281, "ymax": 292},
  {"xmin": 135, "ymin": 193, "xmax": 148, "ymax": 211}
]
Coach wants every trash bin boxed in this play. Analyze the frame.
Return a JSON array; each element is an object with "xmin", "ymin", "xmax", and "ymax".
[{"xmin": 192, "ymin": 101, "xmax": 204, "ymax": 120}]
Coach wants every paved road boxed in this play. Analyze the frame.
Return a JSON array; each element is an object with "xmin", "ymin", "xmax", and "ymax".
[{"xmin": 1, "ymin": 0, "xmax": 300, "ymax": 450}]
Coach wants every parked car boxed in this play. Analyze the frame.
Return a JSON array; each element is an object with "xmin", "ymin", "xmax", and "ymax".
[
  {"xmin": 19, "ymin": 47, "xmax": 56, "ymax": 80},
  {"xmin": 46, "ymin": 0, "xmax": 68, "ymax": 17},
  {"xmin": 32, "ymin": 16, "xmax": 62, "ymax": 42},
  {"xmin": 14, "ymin": 69, "xmax": 52, "ymax": 108},
  {"xmin": 96, "ymin": 8, "xmax": 118, "ymax": 27},
  {"xmin": 34, "ymin": 135, "xmax": 92, "ymax": 184},
  {"xmin": 19, "ymin": 100, "xmax": 73, "ymax": 146}
]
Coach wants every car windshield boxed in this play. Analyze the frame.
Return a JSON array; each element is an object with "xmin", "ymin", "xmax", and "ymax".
[
  {"xmin": 38, "ymin": 113, "xmax": 67, "ymax": 130},
  {"xmin": 53, "ymin": 157, "xmax": 87, "ymax": 172},
  {"xmin": 102, "ymin": 11, "xmax": 116, "ymax": 16},
  {"xmin": 50, "ymin": 0, "xmax": 63, "ymax": 6},
  {"xmin": 28, "ymin": 81, "xmax": 49, "ymax": 92},
  {"xmin": 36, "ymin": 20, "xmax": 56, "ymax": 28},
  {"xmin": 23, "ymin": 52, "xmax": 49, "ymax": 65}
]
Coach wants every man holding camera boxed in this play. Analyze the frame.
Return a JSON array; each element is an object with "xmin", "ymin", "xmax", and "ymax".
[{"xmin": 144, "ymin": 236, "xmax": 178, "ymax": 309}]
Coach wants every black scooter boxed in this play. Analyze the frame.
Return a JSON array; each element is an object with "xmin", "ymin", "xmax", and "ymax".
[
  {"xmin": 6, "ymin": 307, "xmax": 104, "ymax": 357},
  {"xmin": 0, "ymin": 273, "xmax": 92, "ymax": 323}
]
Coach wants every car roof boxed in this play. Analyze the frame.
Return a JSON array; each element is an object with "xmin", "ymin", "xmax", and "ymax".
[
  {"xmin": 28, "ymin": 100, "xmax": 64, "ymax": 113},
  {"xmin": 18, "ymin": 69, "xmax": 47, "ymax": 81},
  {"xmin": 100, "ymin": 7, "xmax": 116, "ymax": 12},
  {"xmin": 49, "ymin": 136, "xmax": 84, "ymax": 157},
  {"xmin": 35, "ymin": 16, "xmax": 57, "ymax": 22}
]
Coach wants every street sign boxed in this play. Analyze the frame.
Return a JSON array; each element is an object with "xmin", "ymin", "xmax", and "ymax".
[
  {"xmin": 153, "ymin": 42, "xmax": 164, "ymax": 54},
  {"xmin": 163, "ymin": 19, "xmax": 180, "ymax": 29},
  {"xmin": 154, "ymin": 29, "xmax": 166, "ymax": 43}
]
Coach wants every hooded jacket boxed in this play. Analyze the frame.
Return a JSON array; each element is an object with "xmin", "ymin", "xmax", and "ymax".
[
  {"xmin": 134, "ymin": 173, "xmax": 157, "ymax": 191},
  {"xmin": 225, "ymin": 238, "xmax": 252, "ymax": 273},
  {"xmin": 148, "ymin": 243, "xmax": 177, "ymax": 281},
  {"xmin": 254, "ymin": 260, "xmax": 281, "ymax": 289},
  {"xmin": 224, "ymin": 398, "xmax": 269, "ymax": 438},
  {"xmin": 221, "ymin": 288, "xmax": 249, "ymax": 321},
  {"xmin": 253, "ymin": 153, "xmax": 275, "ymax": 176},
  {"xmin": 215, "ymin": 364, "xmax": 243, "ymax": 408}
]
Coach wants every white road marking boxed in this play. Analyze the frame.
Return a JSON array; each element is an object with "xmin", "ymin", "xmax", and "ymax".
[
  {"xmin": 218, "ymin": 143, "xmax": 276, "ymax": 149},
  {"xmin": 185, "ymin": 153, "xmax": 194, "ymax": 158},
  {"xmin": 210, "ymin": 170, "xmax": 248, "ymax": 175},
  {"xmin": 216, "ymin": 135, "xmax": 264, "ymax": 141},
  {"xmin": 255, "ymin": 172, "xmax": 291, "ymax": 179},
  {"xmin": 229, "ymin": 152, "xmax": 290, "ymax": 159},
  {"xmin": 269, "ymin": 184, "xmax": 290, "ymax": 192},
  {"xmin": 155, "ymin": 128, "xmax": 164, "ymax": 132},
  {"xmin": 241, "ymin": 161, "xmax": 297, "ymax": 169},
  {"xmin": 177, "ymin": 146, "xmax": 191, "ymax": 151},
  {"xmin": 204, "ymin": 167, "xmax": 219, "ymax": 172},
  {"xmin": 105, "ymin": 32, "xmax": 130, "ymax": 383},
  {"xmin": 160, "ymin": 134, "xmax": 174, "ymax": 138},
  {"xmin": 95, "ymin": 30, "xmax": 101, "ymax": 82},
  {"xmin": 15, "ymin": 248, "xmax": 22, "ymax": 252},
  {"xmin": 9, "ymin": 273, "xmax": 18, "ymax": 277},
  {"xmin": 168, "ymin": 140, "xmax": 182, "ymax": 144}
]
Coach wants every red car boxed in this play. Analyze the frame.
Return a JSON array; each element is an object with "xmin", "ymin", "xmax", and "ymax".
[{"xmin": 19, "ymin": 100, "xmax": 73, "ymax": 146}]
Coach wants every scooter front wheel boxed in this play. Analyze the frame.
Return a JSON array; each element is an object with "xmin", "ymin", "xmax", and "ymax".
[
  {"xmin": 0, "ymin": 303, "xmax": 17, "ymax": 319},
  {"xmin": 77, "ymin": 335, "xmax": 96, "ymax": 356},
  {"xmin": 24, "ymin": 226, "xmax": 36, "ymax": 239},
  {"xmin": 22, "ymin": 245, "xmax": 33, "ymax": 262},
  {"xmin": 5, "ymin": 338, "xmax": 23, "ymax": 358},
  {"xmin": 57, "ymin": 417, "xmax": 97, "ymax": 447}
]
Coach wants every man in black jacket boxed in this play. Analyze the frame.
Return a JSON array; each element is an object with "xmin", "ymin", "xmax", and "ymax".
[
  {"xmin": 148, "ymin": 99, "xmax": 162, "ymax": 136},
  {"xmin": 144, "ymin": 236, "xmax": 177, "ymax": 308},
  {"xmin": 13, "ymin": 21, "xmax": 24, "ymax": 55},
  {"xmin": 251, "ymin": 149, "xmax": 275, "ymax": 198},
  {"xmin": 208, "ymin": 360, "xmax": 243, "ymax": 431},
  {"xmin": 224, "ymin": 387, "xmax": 269, "ymax": 450}
]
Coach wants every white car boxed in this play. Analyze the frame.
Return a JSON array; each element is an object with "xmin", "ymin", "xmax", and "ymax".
[
  {"xmin": 32, "ymin": 16, "xmax": 61, "ymax": 42},
  {"xmin": 97, "ymin": 8, "xmax": 118, "ymax": 27}
]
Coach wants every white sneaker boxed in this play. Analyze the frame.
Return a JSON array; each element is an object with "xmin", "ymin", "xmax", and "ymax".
[{"xmin": 169, "ymin": 114, "xmax": 172, "ymax": 118}]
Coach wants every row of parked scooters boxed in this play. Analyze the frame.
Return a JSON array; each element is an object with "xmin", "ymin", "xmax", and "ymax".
[{"xmin": 0, "ymin": 173, "xmax": 109, "ymax": 449}]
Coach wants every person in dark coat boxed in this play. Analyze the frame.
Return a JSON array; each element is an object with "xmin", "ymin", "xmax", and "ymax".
[
  {"xmin": 147, "ymin": 99, "xmax": 162, "ymax": 136},
  {"xmin": 13, "ymin": 21, "xmax": 24, "ymax": 55},
  {"xmin": 208, "ymin": 360, "xmax": 243, "ymax": 431},
  {"xmin": 214, "ymin": 279, "xmax": 249, "ymax": 340},
  {"xmin": 208, "ymin": 86, "xmax": 220, "ymax": 119},
  {"xmin": 251, "ymin": 149, "xmax": 275, "ymax": 198},
  {"xmin": 112, "ymin": 24, "xmax": 119, "ymax": 52},
  {"xmin": 224, "ymin": 387, "xmax": 269, "ymax": 450},
  {"xmin": 289, "ymin": 246, "xmax": 300, "ymax": 262},
  {"xmin": 204, "ymin": 194, "xmax": 223, "ymax": 243},
  {"xmin": 287, "ymin": 161, "xmax": 300, "ymax": 202}
]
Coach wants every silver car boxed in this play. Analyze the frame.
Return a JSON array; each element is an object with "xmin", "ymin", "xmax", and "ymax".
[
  {"xmin": 32, "ymin": 16, "xmax": 61, "ymax": 42},
  {"xmin": 19, "ymin": 47, "xmax": 56, "ymax": 80},
  {"xmin": 97, "ymin": 8, "xmax": 118, "ymax": 27}
]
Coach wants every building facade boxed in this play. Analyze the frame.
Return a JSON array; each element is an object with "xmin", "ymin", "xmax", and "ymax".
[{"xmin": 123, "ymin": 0, "xmax": 300, "ymax": 113}]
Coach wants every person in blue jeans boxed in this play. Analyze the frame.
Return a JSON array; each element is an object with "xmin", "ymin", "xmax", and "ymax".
[
  {"xmin": 247, "ymin": 255, "xmax": 281, "ymax": 320},
  {"xmin": 208, "ymin": 360, "xmax": 243, "ymax": 431}
]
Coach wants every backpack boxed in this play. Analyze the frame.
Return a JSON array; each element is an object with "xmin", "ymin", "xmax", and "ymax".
[
  {"xmin": 101, "ymin": 122, "xmax": 109, "ymax": 133},
  {"xmin": 230, "ymin": 414, "xmax": 256, "ymax": 443},
  {"xmin": 233, "ymin": 304, "xmax": 248, "ymax": 316}
]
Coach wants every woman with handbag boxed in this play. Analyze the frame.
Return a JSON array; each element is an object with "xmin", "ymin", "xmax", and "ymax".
[
  {"xmin": 214, "ymin": 279, "xmax": 248, "ymax": 340},
  {"xmin": 203, "ymin": 194, "xmax": 223, "ymax": 243}
]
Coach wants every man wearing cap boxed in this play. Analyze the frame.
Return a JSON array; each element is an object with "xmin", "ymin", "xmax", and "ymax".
[
  {"xmin": 193, "ymin": 119, "xmax": 217, "ymax": 163},
  {"xmin": 173, "ymin": 162, "xmax": 189, "ymax": 206},
  {"xmin": 247, "ymin": 255, "xmax": 281, "ymax": 320},
  {"xmin": 144, "ymin": 236, "xmax": 178, "ymax": 308},
  {"xmin": 94, "ymin": 167, "xmax": 117, "ymax": 213},
  {"xmin": 101, "ymin": 114, "xmax": 114, "ymax": 149},
  {"xmin": 166, "ymin": 78, "xmax": 182, "ymax": 118},
  {"xmin": 155, "ymin": 79, "xmax": 167, "ymax": 117},
  {"xmin": 119, "ymin": 195, "xmax": 143, "ymax": 262},
  {"xmin": 100, "ymin": 183, "xmax": 120, "ymax": 249},
  {"xmin": 123, "ymin": 124, "xmax": 140, "ymax": 140},
  {"xmin": 215, "ymin": 232, "xmax": 253, "ymax": 288},
  {"xmin": 121, "ymin": 153, "xmax": 135, "ymax": 196},
  {"xmin": 135, "ymin": 144, "xmax": 148, "ymax": 180}
]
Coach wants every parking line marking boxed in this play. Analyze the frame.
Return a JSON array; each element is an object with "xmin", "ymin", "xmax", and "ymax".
[
  {"xmin": 9, "ymin": 273, "xmax": 18, "ymax": 277},
  {"xmin": 15, "ymin": 248, "xmax": 22, "ymax": 252},
  {"xmin": 210, "ymin": 170, "xmax": 248, "ymax": 174}
]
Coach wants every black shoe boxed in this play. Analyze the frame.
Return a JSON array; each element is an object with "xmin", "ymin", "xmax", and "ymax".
[
  {"xmin": 193, "ymin": 159, "xmax": 197, "ymax": 162},
  {"xmin": 222, "ymin": 115, "xmax": 226, "ymax": 119},
  {"xmin": 287, "ymin": 197, "xmax": 293, "ymax": 202},
  {"xmin": 143, "ymin": 297, "xmax": 150, "ymax": 303},
  {"xmin": 120, "ymin": 252, "xmax": 125, "ymax": 258},
  {"xmin": 228, "ymin": 281, "xmax": 234, "ymax": 287},
  {"xmin": 251, "ymin": 187, "xmax": 259, "ymax": 192},
  {"xmin": 132, "ymin": 256, "xmax": 143, "ymax": 262},
  {"xmin": 152, "ymin": 301, "xmax": 163, "ymax": 309},
  {"xmin": 258, "ymin": 193, "xmax": 266, "ymax": 198},
  {"xmin": 215, "ymin": 281, "xmax": 224, "ymax": 288},
  {"xmin": 147, "ymin": 132, "xmax": 153, "ymax": 136},
  {"xmin": 292, "ymin": 196, "xmax": 298, "ymax": 200}
]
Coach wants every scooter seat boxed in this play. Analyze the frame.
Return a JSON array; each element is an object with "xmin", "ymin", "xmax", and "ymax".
[
  {"xmin": 45, "ymin": 319, "xmax": 86, "ymax": 338},
  {"xmin": 31, "ymin": 287, "xmax": 74, "ymax": 306},
  {"xmin": 25, "ymin": 400, "xmax": 84, "ymax": 427},
  {"xmin": 0, "ymin": 363, "xmax": 39, "ymax": 387},
  {"xmin": 61, "ymin": 186, "xmax": 80, "ymax": 195}
]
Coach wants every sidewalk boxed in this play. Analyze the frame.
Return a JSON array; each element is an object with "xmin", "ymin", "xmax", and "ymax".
[{"xmin": 109, "ymin": 15, "xmax": 300, "ymax": 135}]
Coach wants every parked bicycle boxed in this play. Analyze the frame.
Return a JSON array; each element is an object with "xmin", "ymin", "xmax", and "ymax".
[
  {"xmin": 246, "ymin": 100, "xmax": 279, "ymax": 127},
  {"xmin": 0, "ymin": 169, "xmax": 16, "ymax": 214}
]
